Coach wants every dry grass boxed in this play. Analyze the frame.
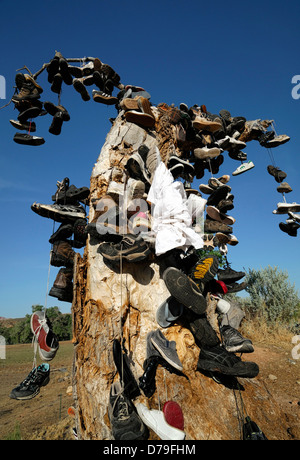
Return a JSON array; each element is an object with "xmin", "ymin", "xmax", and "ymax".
[{"xmin": 240, "ymin": 318, "xmax": 295, "ymax": 350}]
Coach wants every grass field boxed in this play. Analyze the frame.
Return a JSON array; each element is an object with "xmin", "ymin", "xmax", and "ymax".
[{"xmin": 0, "ymin": 341, "xmax": 75, "ymax": 440}]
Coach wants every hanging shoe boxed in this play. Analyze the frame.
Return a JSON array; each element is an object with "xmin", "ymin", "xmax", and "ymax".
[
  {"xmin": 13, "ymin": 132, "xmax": 45, "ymax": 146},
  {"xmin": 9, "ymin": 363, "xmax": 50, "ymax": 400},
  {"xmin": 155, "ymin": 296, "xmax": 184, "ymax": 328},
  {"xmin": 279, "ymin": 221, "xmax": 300, "ymax": 237},
  {"xmin": 263, "ymin": 134, "xmax": 290, "ymax": 148},
  {"xmin": 49, "ymin": 267, "xmax": 73, "ymax": 303},
  {"xmin": 112, "ymin": 339, "xmax": 141, "ymax": 400},
  {"xmin": 30, "ymin": 311, "xmax": 59, "ymax": 361},
  {"xmin": 220, "ymin": 325, "xmax": 254, "ymax": 353},
  {"xmin": 51, "ymin": 73, "xmax": 63, "ymax": 94},
  {"xmin": 73, "ymin": 77, "xmax": 90, "ymax": 101},
  {"xmin": 10, "ymin": 119, "xmax": 36, "ymax": 132},
  {"xmin": 136, "ymin": 403, "xmax": 185, "ymax": 441},
  {"xmin": 108, "ymin": 381, "xmax": 148, "ymax": 441},
  {"xmin": 267, "ymin": 165, "xmax": 287, "ymax": 183},
  {"xmin": 277, "ymin": 182, "xmax": 292, "ymax": 194},
  {"xmin": 232, "ymin": 160, "xmax": 255, "ymax": 176},
  {"xmin": 273, "ymin": 202, "xmax": 300, "ymax": 214},
  {"xmin": 150, "ymin": 329, "xmax": 183, "ymax": 371},
  {"xmin": 92, "ymin": 89, "xmax": 118, "ymax": 105},
  {"xmin": 50, "ymin": 240, "xmax": 75, "ymax": 267},
  {"xmin": 44, "ymin": 101, "xmax": 70, "ymax": 121},
  {"xmin": 98, "ymin": 234, "xmax": 151, "ymax": 262},
  {"xmin": 49, "ymin": 222, "xmax": 74, "ymax": 244},
  {"xmin": 31, "ymin": 201, "xmax": 86, "ymax": 222},
  {"xmin": 49, "ymin": 112, "xmax": 64, "ymax": 135}
]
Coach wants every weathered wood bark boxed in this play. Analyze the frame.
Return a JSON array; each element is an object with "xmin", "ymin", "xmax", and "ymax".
[{"xmin": 71, "ymin": 108, "xmax": 292, "ymax": 441}]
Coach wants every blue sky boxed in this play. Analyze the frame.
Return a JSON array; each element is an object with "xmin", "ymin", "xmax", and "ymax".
[{"xmin": 0, "ymin": 0, "xmax": 300, "ymax": 318}]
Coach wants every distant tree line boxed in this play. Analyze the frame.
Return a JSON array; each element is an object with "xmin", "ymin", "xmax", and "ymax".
[{"xmin": 0, "ymin": 305, "xmax": 72, "ymax": 345}]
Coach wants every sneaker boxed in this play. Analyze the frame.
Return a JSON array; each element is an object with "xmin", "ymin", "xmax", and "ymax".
[
  {"xmin": 192, "ymin": 115, "xmax": 222, "ymax": 133},
  {"xmin": 52, "ymin": 184, "xmax": 90, "ymax": 204},
  {"xmin": 162, "ymin": 267, "xmax": 207, "ymax": 315},
  {"xmin": 189, "ymin": 254, "xmax": 219, "ymax": 286},
  {"xmin": 193, "ymin": 146, "xmax": 221, "ymax": 159},
  {"xmin": 108, "ymin": 381, "xmax": 149, "ymax": 440},
  {"xmin": 217, "ymin": 265, "xmax": 245, "ymax": 283},
  {"xmin": 162, "ymin": 401, "xmax": 184, "ymax": 431},
  {"xmin": 13, "ymin": 133, "xmax": 45, "ymax": 146},
  {"xmin": 267, "ymin": 165, "xmax": 287, "ymax": 183},
  {"xmin": 98, "ymin": 234, "xmax": 151, "ymax": 262},
  {"xmin": 9, "ymin": 363, "xmax": 50, "ymax": 400},
  {"xmin": 44, "ymin": 101, "xmax": 70, "ymax": 121},
  {"xmin": 125, "ymin": 146, "xmax": 151, "ymax": 183},
  {"xmin": 156, "ymin": 296, "xmax": 184, "ymax": 328},
  {"xmin": 232, "ymin": 161, "xmax": 255, "ymax": 176},
  {"xmin": 49, "ymin": 112, "xmax": 64, "ymax": 135},
  {"xmin": 17, "ymin": 105, "xmax": 42, "ymax": 123},
  {"xmin": 228, "ymin": 150, "xmax": 247, "ymax": 161},
  {"xmin": 206, "ymin": 185, "xmax": 231, "ymax": 206},
  {"xmin": 10, "ymin": 119, "xmax": 36, "ymax": 132},
  {"xmin": 125, "ymin": 109, "xmax": 155, "ymax": 128},
  {"xmin": 112, "ymin": 339, "xmax": 141, "ymax": 400},
  {"xmin": 206, "ymin": 206, "xmax": 235, "ymax": 225},
  {"xmin": 31, "ymin": 202, "xmax": 86, "ymax": 222},
  {"xmin": 273, "ymin": 202, "xmax": 300, "ymax": 214},
  {"xmin": 204, "ymin": 220, "xmax": 233, "ymax": 234},
  {"xmin": 277, "ymin": 182, "xmax": 292, "ymax": 194},
  {"xmin": 288, "ymin": 211, "xmax": 300, "ymax": 223},
  {"xmin": 197, "ymin": 345, "xmax": 259, "ymax": 377},
  {"xmin": 51, "ymin": 73, "xmax": 63, "ymax": 94},
  {"xmin": 92, "ymin": 89, "xmax": 118, "ymax": 105},
  {"xmin": 49, "ymin": 222, "xmax": 74, "ymax": 244},
  {"xmin": 263, "ymin": 134, "xmax": 290, "ymax": 148},
  {"xmin": 49, "ymin": 267, "xmax": 73, "ymax": 303},
  {"xmin": 150, "ymin": 329, "xmax": 183, "ymax": 371},
  {"xmin": 226, "ymin": 281, "xmax": 248, "ymax": 293},
  {"xmin": 167, "ymin": 155, "xmax": 194, "ymax": 179},
  {"xmin": 220, "ymin": 325, "xmax": 254, "ymax": 353},
  {"xmin": 208, "ymin": 177, "xmax": 231, "ymax": 191},
  {"xmin": 30, "ymin": 311, "xmax": 59, "ymax": 361},
  {"xmin": 136, "ymin": 403, "xmax": 185, "ymax": 441}
]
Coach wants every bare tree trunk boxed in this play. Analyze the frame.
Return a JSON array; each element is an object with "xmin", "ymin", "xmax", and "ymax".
[{"xmin": 71, "ymin": 109, "xmax": 291, "ymax": 441}]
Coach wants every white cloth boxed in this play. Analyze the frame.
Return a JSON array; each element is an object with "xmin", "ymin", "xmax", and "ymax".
[{"xmin": 147, "ymin": 162, "xmax": 204, "ymax": 255}]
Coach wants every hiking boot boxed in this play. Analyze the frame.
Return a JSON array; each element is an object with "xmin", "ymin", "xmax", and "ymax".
[
  {"xmin": 49, "ymin": 267, "xmax": 73, "ymax": 303},
  {"xmin": 13, "ymin": 133, "xmax": 45, "ymax": 146},
  {"xmin": 30, "ymin": 311, "xmax": 59, "ymax": 361},
  {"xmin": 232, "ymin": 161, "xmax": 255, "ymax": 176},
  {"xmin": 10, "ymin": 119, "xmax": 36, "ymax": 132},
  {"xmin": 98, "ymin": 234, "xmax": 151, "ymax": 262},
  {"xmin": 136, "ymin": 403, "xmax": 185, "ymax": 441},
  {"xmin": 49, "ymin": 112, "xmax": 64, "ymax": 135},
  {"xmin": 44, "ymin": 101, "xmax": 70, "ymax": 121},
  {"xmin": 49, "ymin": 222, "xmax": 74, "ymax": 244},
  {"xmin": 50, "ymin": 240, "xmax": 75, "ymax": 267},
  {"xmin": 220, "ymin": 325, "xmax": 254, "ymax": 353},
  {"xmin": 51, "ymin": 73, "xmax": 63, "ymax": 94},
  {"xmin": 72, "ymin": 218, "xmax": 87, "ymax": 247},
  {"xmin": 12, "ymin": 74, "xmax": 43, "ymax": 102},
  {"xmin": 197, "ymin": 344, "xmax": 259, "ymax": 378},
  {"xmin": 267, "ymin": 165, "xmax": 287, "ymax": 183},
  {"xmin": 189, "ymin": 254, "xmax": 219, "ymax": 288},
  {"xmin": 277, "ymin": 182, "xmax": 292, "ymax": 194},
  {"xmin": 108, "ymin": 381, "xmax": 149, "ymax": 441},
  {"xmin": 31, "ymin": 202, "xmax": 86, "ymax": 223},
  {"xmin": 73, "ymin": 78, "xmax": 90, "ymax": 101},
  {"xmin": 162, "ymin": 267, "xmax": 207, "ymax": 315},
  {"xmin": 52, "ymin": 184, "xmax": 90, "ymax": 204},
  {"xmin": 150, "ymin": 329, "xmax": 183, "ymax": 371},
  {"xmin": 9, "ymin": 363, "xmax": 50, "ymax": 400},
  {"xmin": 92, "ymin": 89, "xmax": 118, "ymax": 105}
]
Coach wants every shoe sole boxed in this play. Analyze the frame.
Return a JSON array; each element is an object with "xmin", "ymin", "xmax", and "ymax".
[
  {"xmin": 31, "ymin": 203, "xmax": 86, "ymax": 222},
  {"xmin": 191, "ymin": 255, "xmax": 219, "ymax": 285},
  {"xmin": 206, "ymin": 206, "xmax": 235, "ymax": 225},
  {"xmin": 197, "ymin": 359, "xmax": 259, "ymax": 378},
  {"xmin": 125, "ymin": 110, "xmax": 155, "ymax": 128},
  {"xmin": 101, "ymin": 245, "xmax": 151, "ymax": 262},
  {"xmin": 163, "ymin": 267, "xmax": 207, "ymax": 315}
]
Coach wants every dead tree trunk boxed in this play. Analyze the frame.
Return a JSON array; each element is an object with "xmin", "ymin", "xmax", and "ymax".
[{"xmin": 71, "ymin": 108, "xmax": 292, "ymax": 441}]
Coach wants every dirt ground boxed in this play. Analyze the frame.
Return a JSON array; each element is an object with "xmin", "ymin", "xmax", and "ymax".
[{"xmin": 0, "ymin": 340, "xmax": 299, "ymax": 440}]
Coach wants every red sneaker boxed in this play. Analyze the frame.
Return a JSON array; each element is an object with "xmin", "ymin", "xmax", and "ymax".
[{"xmin": 30, "ymin": 311, "xmax": 59, "ymax": 361}]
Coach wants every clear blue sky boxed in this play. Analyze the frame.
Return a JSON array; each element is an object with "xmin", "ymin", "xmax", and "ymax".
[{"xmin": 0, "ymin": 0, "xmax": 299, "ymax": 318}]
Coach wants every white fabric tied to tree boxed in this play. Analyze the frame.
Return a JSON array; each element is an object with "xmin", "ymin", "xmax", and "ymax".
[{"xmin": 147, "ymin": 162, "xmax": 204, "ymax": 256}]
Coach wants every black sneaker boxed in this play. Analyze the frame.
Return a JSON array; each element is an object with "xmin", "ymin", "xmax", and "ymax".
[
  {"xmin": 108, "ymin": 381, "xmax": 149, "ymax": 440},
  {"xmin": 49, "ymin": 222, "xmax": 74, "ymax": 244},
  {"xmin": 9, "ymin": 363, "xmax": 50, "ymax": 400},
  {"xmin": 217, "ymin": 265, "xmax": 245, "ymax": 283},
  {"xmin": 220, "ymin": 325, "xmax": 254, "ymax": 353},
  {"xmin": 98, "ymin": 234, "xmax": 151, "ymax": 262},
  {"xmin": 197, "ymin": 345, "xmax": 259, "ymax": 378},
  {"xmin": 113, "ymin": 339, "xmax": 141, "ymax": 400},
  {"xmin": 10, "ymin": 119, "xmax": 36, "ymax": 132},
  {"xmin": 163, "ymin": 267, "xmax": 207, "ymax": 315},
  {"xmin": 189, "ymin": 254, "xmax": 219, "ymax": 287},
  {"xmin": 279, "ymin": 221, "xmax": 300, "ymax": 237},
  {"xmin": 49, "ymin": 112, "xmax": 64, "ymax": 135},
  {"xmin": 13, "ymin": 133, "xmax": 45, "ymax": 146}
]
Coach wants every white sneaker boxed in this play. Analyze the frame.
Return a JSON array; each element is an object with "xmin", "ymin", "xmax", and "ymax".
[
  {"xmin": 136, "ymin": 404, "xmax": 185, "ymax": 441},
  {"xmin": 193, "ymin": 145, "xmax": 221, "ymax": 159},
  {"xmin": 288, "ymin": 211, "xmax": 300, "ymax": 222},
  {"xmin": 273, "ymin": 202, "xmax": 300, "ymax": 214},
  {"xmin": 232, "ymin": 161, "xmax": 255, "ymax": 176}
]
